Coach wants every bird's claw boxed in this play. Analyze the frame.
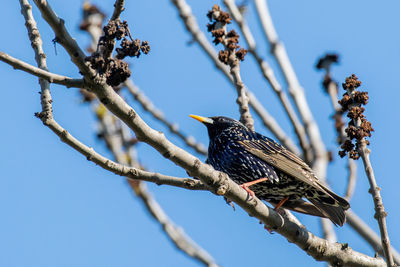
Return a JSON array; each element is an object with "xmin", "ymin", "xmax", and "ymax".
[{"xmin": 240, "ymin": 184, "xmax": 255, "ymax": 198}]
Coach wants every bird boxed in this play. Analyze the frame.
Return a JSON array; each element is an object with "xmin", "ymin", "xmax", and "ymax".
[{"xmin": 190, "ymin": 115, "xmax": 350, "ymax": 226}]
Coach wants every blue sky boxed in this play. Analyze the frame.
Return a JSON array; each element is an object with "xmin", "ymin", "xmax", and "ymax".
[{"xmin": 1, "ymin": 0, "xmax": 399, "ymax": 266}]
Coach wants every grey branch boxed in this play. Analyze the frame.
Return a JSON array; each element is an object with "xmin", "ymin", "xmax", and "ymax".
[
  {"xmin": 16, "ymin": 0, "xmax": 389, "ymax": 265},
  {"xmin": 254, "ymin": 0, "xmax": 328, "ymax": 177},
  {"xmin": 347, "ymin": 211, "xmax": 400, "ymax": 265},
  {"xmin": 33, "ymin": 0, "xmax": 93, "ymax": 77},
  {"xmin": 94, "ymin": 104, "xmax": 219, "ymax": 267},
  {"xmin": 110, "ymin": 0, "xmax": 125, "ymax": 21},
  {"xmin": 0, "ymin": 52, "xmax": 84, "ymax": 88},
  {"xmin": 131, "ymin": 182, "xmax": 219, "ymax": 267},
  {"xmin": 207, "ymin": 5, "xmax": 254, "ymax": 130},
  {"xmin": 223, "ymin": 0, "xmax": 312, "ymax": 163},
  {"xmin": 80, "ymin": 2, "xmax": 208, "ymax": 157},
  {"xmin": 253, "ymin": 0, "xmax": 336, "ymax": 246},
  {"xmin": 359, "ymin": 141, "xmax": 394, "ymax": 266},
  {"xmin": 171, "ymin": 0, "xmax": 299, "ymax": 154},
  {"xmin": 341, "ymin": 79, "xmax": 394, "ymax": 266}
]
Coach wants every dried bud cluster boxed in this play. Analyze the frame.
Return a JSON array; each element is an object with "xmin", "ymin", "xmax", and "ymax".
[
  {"xmin": 85, "ymin": 19, "xmax": 150, "ymax": 87},
  {"xmin": 85, "ymin": 52, "xmax": 131, "ymax": 86},
  {"xmin": 116, "ymin": 39, "xmax": 150, "ymax": 59},
  {"xmin": 206, "ymin": 5, "xmax": 247, "ymax": 65},
  {"xmin": 338, "ymin": 74, "xmax": 374, "ymax": 159}
]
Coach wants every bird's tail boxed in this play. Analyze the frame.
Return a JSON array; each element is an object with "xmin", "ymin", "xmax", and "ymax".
[
  {"xmin": 274, "ymin": 184, "xmax": 350, "ymax": 226},
  {"xmin": 308, "ymin": 198, "xmax": 347, "ymax": 226}
]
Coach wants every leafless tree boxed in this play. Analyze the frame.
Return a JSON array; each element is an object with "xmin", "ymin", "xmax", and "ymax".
[{"xmin": 1, "ymin": 0, "xmax": 398, "ymax": 266}]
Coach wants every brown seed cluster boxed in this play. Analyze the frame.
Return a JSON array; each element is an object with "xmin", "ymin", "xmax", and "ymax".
[
  {"xmin": 85, "ymin": 19, "xmax": 150, "ymax": 87},
  {"xmin": 338, "ymin": 74, "xmax": 374, "ymax": 159},
  {"xmin": 206, "ymin": 5, "xmax": 247, "ymax": 65}
]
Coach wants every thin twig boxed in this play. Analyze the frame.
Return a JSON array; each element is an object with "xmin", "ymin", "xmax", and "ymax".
[
  {"xmin": 110, "ymin": 0, "xmax": 125, "ymax": 21},
  {"xmin": 171, "ymin": 0, "xmax": 299, "ymax": 153},
  {"xmin": 207, "ymin": 5, "xmax": 254, "ymax": 129},
  {"xmin": 338, "ymin": 75, "xmax": 394, "ymax": 267},
  {"xmin": 253, "ymin": 0, "xmax": 328, "ymax": 176},
  {"xmin": 223, "ymin": 0, "xmax": 312, "ymax": 163},
  {"xmin": 359, "ymin": 141, "xmax": 394, "ymax": 267},
  {"xmin": 253, "ymin": 0, "xmax": 336, "ymax": 245},
  {"xmin": 33, "ymin": 0, "xmax": 93, "ymax": 77},
  {"xmin": 347, "ymin": 211, "xmax": 400, "ymax": 265},
  {"xmin": 0, "ymin": 52, "xmax": 84, "ymax": 88}
]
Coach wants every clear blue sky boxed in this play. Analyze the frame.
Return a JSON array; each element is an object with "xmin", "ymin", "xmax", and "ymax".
[{"xmin": 1, "ymin": 0, "xmax": 399, "ymax": 266}]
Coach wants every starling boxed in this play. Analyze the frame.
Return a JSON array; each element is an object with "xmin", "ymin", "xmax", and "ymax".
[{"xmin": 190, "ymin": 115, "xmax": 350, "ymax": 226}]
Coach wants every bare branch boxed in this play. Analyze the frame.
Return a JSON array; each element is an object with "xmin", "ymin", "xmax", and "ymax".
[
  {"xmin": 111, "ymin": 0, "xmax": 125, "ymax": 21},
  {"xmin": 124, "ymin": 80, "xmax": 207, "ymax": 155},
  {"xmin": 129, "ymin": 182, "xmax": 219, "ymax": 267},
  {"xmin": 223, "ymin": 0, "xmax": 312, "ymax": 163},
  {"xmin": 206, "ymin": 5, "xmax": 253, "ymax": 130},
  {"xmin": 0, "ymin": 52, "xmax": 84, "ymax": 88},
  {"xmin": 80, "ymin": 3, "xmax": 208, "ymax": 157},
  {"xmin": 359, "ymin": 142, "xmax": 394, "ymax": 266},
  {"xmin": 43, "ymin": 116, "xmax": 207, "ymax": 191},
  {"xmin": 347, "ymin": 211, "xmax": 400, "ymax": 265},
  {"xmin": 171, "ymin": 0, "xmax": 299, "ymax": 154},
  {"xmin": 254, "ymin": 0, "xmax": 328, "ymax": 176},
  {"xmin": 338, "ymin": 75, "xmax": 394, "ymax": 266},
  {"xmin": 94, "ymin": 104, "xmax": 218, "ymax": 267},
  {"xmin": 33, "ymin": 0, "xmax": 92, "ymax": 77}
]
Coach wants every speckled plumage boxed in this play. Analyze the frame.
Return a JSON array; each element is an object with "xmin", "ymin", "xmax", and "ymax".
[{"xmin": 192, "ymin": 115, "xmax": 350, "ymax": 226}]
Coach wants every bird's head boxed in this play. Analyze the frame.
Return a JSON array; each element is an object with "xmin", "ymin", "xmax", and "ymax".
[{"xmin": 189, "ymin": 115, "xmax": 244, "ymax": 139}]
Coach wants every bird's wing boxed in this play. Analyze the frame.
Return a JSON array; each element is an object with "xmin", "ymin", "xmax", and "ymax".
[
  {"xmin": 238, "ymin": 136, "xmax": 349, "ymax": 208},
  {"xmin": 238, "ymin": 136, "xmax": 317, "ymax": 185}
]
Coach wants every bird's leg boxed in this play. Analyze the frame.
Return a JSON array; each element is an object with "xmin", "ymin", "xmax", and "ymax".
[
  {"xmin": 224, "ymin": 197, "xmax": 236, "ymax": 211},
  {"xmin": 261, "ymin": 197, "xmax": 290, "ymax": 234},
  {"xmin": 240, "ymin": 177, "xmax": 269, "ymax": 197},
  {"xmin": 274, "ymin": 196, "xmax": 289, "ymax": 211}
]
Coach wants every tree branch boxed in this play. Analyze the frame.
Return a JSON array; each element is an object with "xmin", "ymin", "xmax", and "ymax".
[
  {"xmin": 129, "ymin": 181, "xmax": 219, "ymax": 267},
  {"xmin": 93, "ymin": 103, "xmax": 219, "ymax": 267},
  {"xmin": 253, "ymin": 0, "xmax": 328, "ymax": 176},
  {"xmin": 338, "ymin": 75, "xmax": 394, "ymax": 266},
  {"xmin": 111, "ymin": 0, "xmax": 125, "ymax": 21},
  {"xmin": 207, "ymin": 5, "xmax": 254, "ymax": 130},
  {"xmin": 0, "ymin": 52, "xmax": 84, "ymax": 88},
  {"xmin": 359, "ymin": 141, "xmax": 394, "ymax": 267},
  {"xmin": 347, "ymin": 211, "xmax": 400, "ymax": 265}
]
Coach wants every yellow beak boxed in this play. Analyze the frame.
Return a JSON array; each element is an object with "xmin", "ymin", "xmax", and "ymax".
[{"xmin": 189, "ymin": 114, "xmax": 214, "ymax": 124}]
